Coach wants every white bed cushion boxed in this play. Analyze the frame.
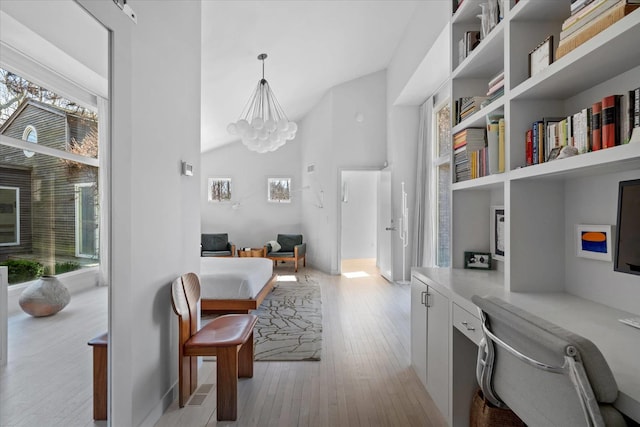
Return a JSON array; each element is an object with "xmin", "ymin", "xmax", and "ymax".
[{"xmin": 199, "ymin": 257, "xmax": 273, "ymax": 299}]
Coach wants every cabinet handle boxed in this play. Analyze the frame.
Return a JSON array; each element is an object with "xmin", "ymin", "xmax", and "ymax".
[
  {"xmin": 421, "ymin": 291, "xmax": 427, "ymax": 306},
  {"xmin": 425, "ymin": 292, "xmax": 432, "ymax": 307}
]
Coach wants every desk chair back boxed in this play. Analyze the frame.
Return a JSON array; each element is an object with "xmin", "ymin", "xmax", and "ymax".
[{"xmin": 472, "ymin": 296, "xmax": 626, "ymax": 427}]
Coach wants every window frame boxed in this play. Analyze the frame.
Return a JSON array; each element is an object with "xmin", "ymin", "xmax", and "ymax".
[
  {"xmin": 430, "ymin": 97, "xmax": 451, "ymax": 268},
  {"xmin": 21, "ymin": 125, "xmax": 37, "ymax": 158},
  {"xmin": 0, "ymin": 186, "xmax": 20, "ymax": 247}
]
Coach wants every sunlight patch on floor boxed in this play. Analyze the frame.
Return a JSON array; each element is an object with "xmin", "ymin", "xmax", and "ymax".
[
  {"xmin": 342, "ymin": 271, "xmax": 370, "ymax": 279},
  {"xmin": 277, "ymin": 275, "xmax": 298, "ymax": 282}
]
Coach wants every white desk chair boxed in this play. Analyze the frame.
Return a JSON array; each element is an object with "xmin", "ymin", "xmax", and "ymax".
[{"xmin": 472, "ymin": 295, "xmax": 627, "ymax": 427}]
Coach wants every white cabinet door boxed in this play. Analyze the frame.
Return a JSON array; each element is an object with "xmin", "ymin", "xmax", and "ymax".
[
  {"xmin": 410, "ymin": 277, "xmax": 428, "ymax": 388},
  {"xmin": 427, "ymin": 285, "xmax": 449, "ymax": 420},
  {"xmin": 1, "ymin": 266, "xmax": 7, "ymax": 366}
]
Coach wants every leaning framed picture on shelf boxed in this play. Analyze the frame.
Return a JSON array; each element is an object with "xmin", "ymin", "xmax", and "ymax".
[
  {"xmin": 576, "ymin": 224, "xmax": 614, "ymax": 262},
  {"xmin": 490, "ymin": 206, "xmax": 505, "ymax": 261},
  {"xmin": 464, "ymin": 252, "xmax": 492, "ymax": 270},
  {"xmin": 528, "ymin": 35, "xmax": 553, "ymax": 78}
]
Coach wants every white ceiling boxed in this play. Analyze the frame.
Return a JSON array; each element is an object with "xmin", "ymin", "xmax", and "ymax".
[{"xmin": 201, "ymin": 0, "xmax": 443, "ymax": 153}]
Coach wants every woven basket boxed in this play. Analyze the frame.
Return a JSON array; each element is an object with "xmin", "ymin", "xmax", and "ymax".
[{"xmin": 470, "ymin": 389, "xmax": 526, "ymax": 427}]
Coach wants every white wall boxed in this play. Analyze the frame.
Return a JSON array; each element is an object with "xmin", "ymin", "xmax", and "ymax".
[
  {"xmin": 387, "ymin": 106, "xmax": 420, "ymax": 281},
  {"xmin": 564, "ymin": 170, "xmax": 640, "ymax": 315},
  {"xmin": 78, "ymin": 1, "xmax": 201, "ymax": 426},
  {"xmin": 340, "ymin": 170, "xmax": 378, "ymax": 260},
  {"xmin": 200, "ymin": 139, "xmax": 302, "ymax": 248},
  {"xmin": 299, "ymin": 91, "xmax": 333, "ymax": 273},
  {"xmin": 386, "ymin": 3, "xmax": 449, "ymax": 281},
  {"xmin": 300, "ymin": 70, "xmax": 387, "ymax": 274}
]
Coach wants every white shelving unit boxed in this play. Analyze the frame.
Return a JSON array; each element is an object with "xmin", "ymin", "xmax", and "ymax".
[
  {"xmin": 449, "ymin": 0, "xmax": 640, "ymax": 294},
  {"xmin": 412, "ymin": 1, "xmax": 640, "ymax": 426}
]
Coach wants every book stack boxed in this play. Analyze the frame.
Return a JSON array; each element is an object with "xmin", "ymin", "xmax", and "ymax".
[
  {"xmin": 453, "ymin": 128, "xmax": 487, "ymax": 183},
  {"xmin": 524, "ymin": 87, "xmax": 639, "ymax": 166},
  {"xmin": 485, "ymin": 71, "xmax": 504, "ymax": 105},
  {"xmin": 454, "ymin": 96, "xmax": 488, "ymax": 125},
  {"xmin": 458, "ymin": 31, "xmax": 481, "ymax": 64},
  {"xmin": 557, "ymin": 0, "xmax": 640, "ymax": 59}
]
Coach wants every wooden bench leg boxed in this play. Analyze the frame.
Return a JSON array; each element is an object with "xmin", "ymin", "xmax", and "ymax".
[
  {"xmin": 216, "ymin": 346, "xmax": 239, "ymax": 421},
  {"xmin": 92, "ymin": 343, "xmax": 108, "ymax": 420},
  {"xmin": 295, "ymin": 259, "xmax": 298, "ymax": 272},
  {"xmin": 238, "ymin": 332, "xmax": 254, "ymax": 378},
  {"xmin": 179, "ymin": 354, "xmax": 194, "ymax": 407}
]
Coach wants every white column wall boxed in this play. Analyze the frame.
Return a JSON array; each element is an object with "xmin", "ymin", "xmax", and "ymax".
[{"xmin": 78, "ymin": 1, "xmax": 201, "ymax": 426}]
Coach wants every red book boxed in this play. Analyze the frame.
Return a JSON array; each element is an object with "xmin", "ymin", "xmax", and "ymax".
[
  {"xmin": 526, "ymin": 129, "xmax": 533, "ymax": 166},
  {"xmin": 602, "ymin": 94, "xmax": 621, "ymax": 148},
  {"xmin": 591, "ymin": 101, "xmax": 602, "ymax": 151}
]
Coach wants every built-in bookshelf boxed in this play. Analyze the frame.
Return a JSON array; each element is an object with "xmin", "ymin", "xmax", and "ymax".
[{"xmin": 448, "ymin": 0, "xmax": 640, "ymax": 296}]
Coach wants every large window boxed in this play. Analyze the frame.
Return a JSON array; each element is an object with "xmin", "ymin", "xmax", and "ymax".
[
  {"xmin": 432, "ymin": 100, "xmax": 451, "ymax": 267},
  {"xmin": 0, "ymin": 69, "xmax": 99, "ymax": 283}
]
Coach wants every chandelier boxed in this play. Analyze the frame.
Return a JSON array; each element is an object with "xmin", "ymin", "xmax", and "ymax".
[{"xmin": 227, "ymin": 53, "xmax": 297, "ymax": 153}]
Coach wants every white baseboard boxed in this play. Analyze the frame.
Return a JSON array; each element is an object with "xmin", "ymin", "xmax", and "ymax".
[{"xmin": 138, "ymin": 381, "xmax": 177, "ymax": 427}]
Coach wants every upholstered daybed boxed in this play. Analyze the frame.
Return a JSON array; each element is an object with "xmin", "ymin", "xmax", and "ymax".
[{"xmin": 199, "ymin": 257, "xmax": 276, "ymax": 313}]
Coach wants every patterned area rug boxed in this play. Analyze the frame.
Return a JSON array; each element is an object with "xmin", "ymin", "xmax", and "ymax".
[{"xmin": 253, "ymin": 272, "xmax": 322, "ymax": 361}]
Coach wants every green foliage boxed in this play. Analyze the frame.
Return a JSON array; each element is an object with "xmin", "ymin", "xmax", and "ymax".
[
  {"xmin": 44, "ymin": 261, "xmax": 81, "ymax": 275},
  {"xmin": 0, "ymin": 259, "xmax": 44, "ymax": 284}
]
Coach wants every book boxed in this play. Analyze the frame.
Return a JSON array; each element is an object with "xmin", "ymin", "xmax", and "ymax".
[
  {"xmin": 488, "ymin": 71, "xmax": 505, "ymax": 88},
  {"xmin": 602, "ymin": 94, "xmax": 621, "ymax": 148},
  {"xmin": 486, "ymin": 120, "xmax": 500, "ymax": 175},
  {"xmin": 525, "ymin": 129, "xmax": 533, "ymax": 166},
  {"xmin": 561, "ymin": 0, "xmax": 631, "ymax": 39},
  {"xmin": 498, "ymin": 118, "xmax": 505, "ymax": 173},
  {"xmin": 487, "ymin": 79, "xmax": 505, "ymax": 96},
  {"xmin": 557, "ymin": 1, "xmax": 640, "ymax": 58},
  {"xmin": 562, "ymin": 0, "xmax": 617, "ymax": 31},
  {"xmin": 622, "ymin": 91, "xmax": 632, "ymax": 143},
  {"xmin": 591, "ymin": 101, "xmax": 602, "ymax": 150},
  {"xmin": 634, "ymin": 87, "xmax": 640, "ymax": 129},
  {"xmin": 538, "ymin": 121, "xmax": 545, "ymax": 164}
]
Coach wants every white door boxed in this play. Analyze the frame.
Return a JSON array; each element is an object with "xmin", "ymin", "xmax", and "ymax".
[{"xmin": 377, "ymin": 168, "xmax": 393, "ymax": 281}]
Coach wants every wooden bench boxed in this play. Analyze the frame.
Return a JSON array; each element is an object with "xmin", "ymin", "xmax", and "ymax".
[
  {"xmin": 87, "ymin": 332, "xmax": 108, "ymax": 421},
  {"xmin": 171, "ymin": 273, "xmax": 257, "ymax": 421}
]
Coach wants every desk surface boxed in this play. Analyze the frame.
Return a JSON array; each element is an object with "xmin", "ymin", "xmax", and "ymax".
[{"xmin": 412, "ymin": 267, "xmax": 640, "ymax": 423}]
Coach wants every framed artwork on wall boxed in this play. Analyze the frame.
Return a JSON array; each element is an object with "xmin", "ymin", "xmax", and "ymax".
[
  {"xmin": 490, "ymin": 206, "xmax": 505, "ymax": 261},
  {"xmin": 267, "ymin": 177, "xmax": 291, "ymax": 203},
  {"xmin": 576, "ymin": 224, "xmax": 614, "ymax": 261},
  {"xmin": 207, "ymin": 177, "xmax": 232, "ymax": 202}
]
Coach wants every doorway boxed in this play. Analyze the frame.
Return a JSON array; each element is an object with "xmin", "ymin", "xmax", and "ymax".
[{"xmin": 340, "ymin": 170, "xmax": 383, "ymax": 278}]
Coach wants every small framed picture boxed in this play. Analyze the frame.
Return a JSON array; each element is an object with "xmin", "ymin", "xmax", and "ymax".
[
  {"xmin": 464, "ymin": 251, "xmax": 492, "ymax": 270},
  {"xmin": 547, "ymin": 146, "xmax": 562, "ymax": 161},
  {"xmin": 490, "ymin": 206, "xmax": 505, "ymax": 261},
  {"xmin": 528, "ymin": 35, "xmax": 553, "ymax": 77},
  {"xmin": 267, "ymin": 177, "xmax": 291, "ymax": 203},
  {"xmin": 576, "ymin": 224, "xmax": 614, "ymax": 261},
  {"xmin": 207, "ymin": 177, "xmax": 232, "ymax": 202}
]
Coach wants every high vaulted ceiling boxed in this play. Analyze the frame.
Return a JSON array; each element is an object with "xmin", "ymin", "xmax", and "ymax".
[{"xmin": 200, "ymin": 0, "xmax": 445, "ymax": 153}]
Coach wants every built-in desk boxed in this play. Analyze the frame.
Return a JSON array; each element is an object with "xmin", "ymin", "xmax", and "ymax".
[{"xmin": 412, "ymin": 267, "xmax": 640, "ymax": 426}]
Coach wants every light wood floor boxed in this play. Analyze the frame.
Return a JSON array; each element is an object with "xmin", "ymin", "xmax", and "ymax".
[
  {"xmin": 1, "ymin": 285, "xmax": 108, "ymax": 427},
  {"xmin": 1, "ymin": 263, "xmax": 447, "ymax": 427},
  {"xmin": 156, "ymin": 262, "xmax": 447, "ymax": 427}
]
